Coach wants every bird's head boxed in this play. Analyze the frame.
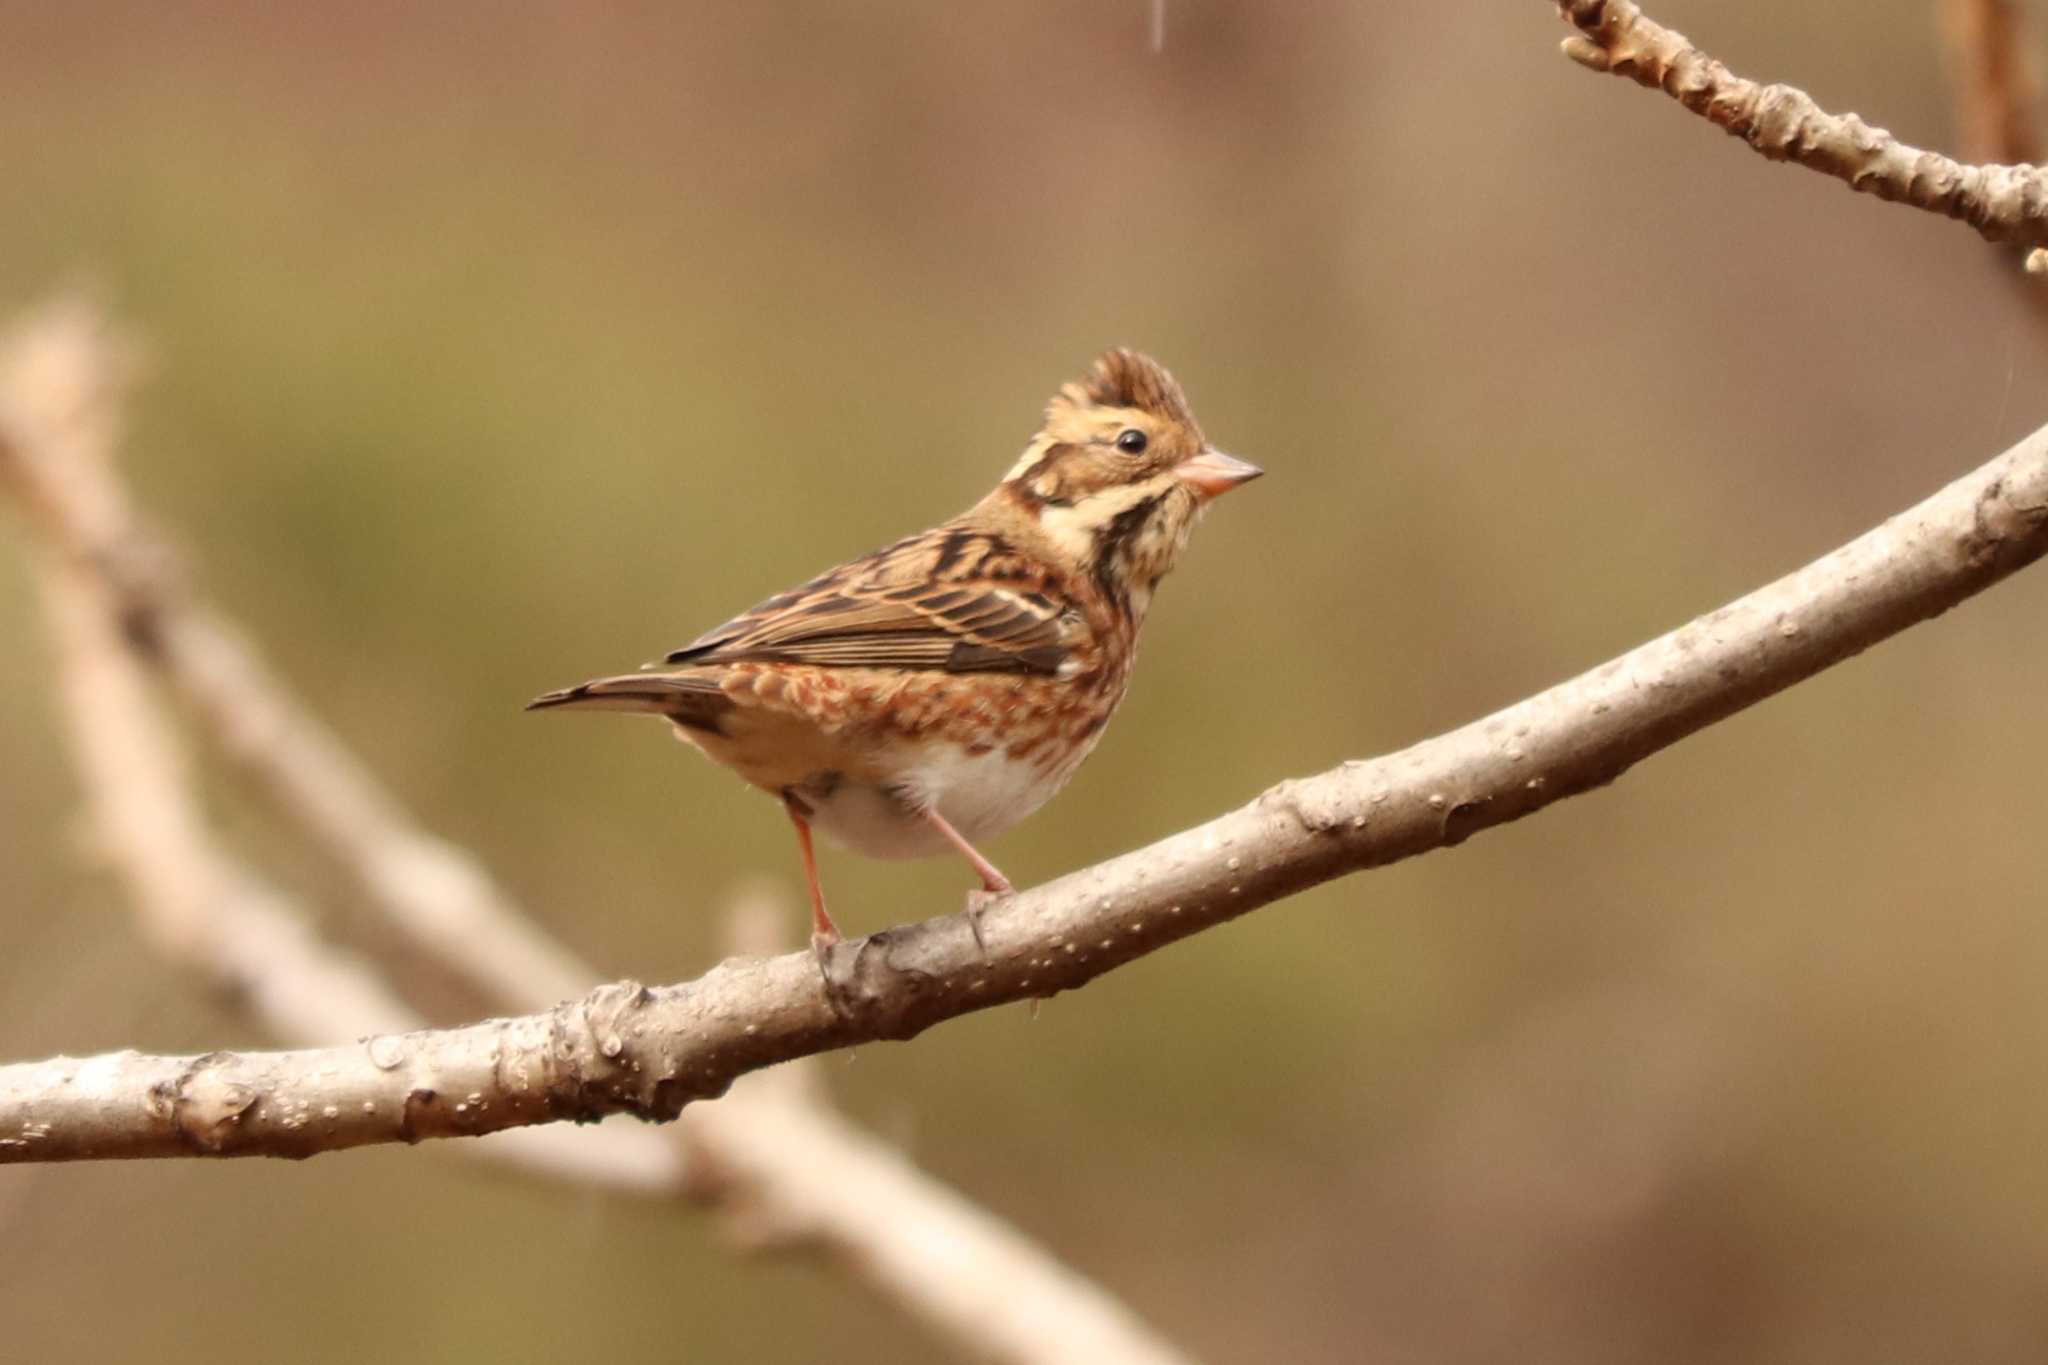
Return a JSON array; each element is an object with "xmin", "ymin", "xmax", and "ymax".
[{"xmin": 1000, "ymin": 348, "xmax": 1261, "ymax": 614}]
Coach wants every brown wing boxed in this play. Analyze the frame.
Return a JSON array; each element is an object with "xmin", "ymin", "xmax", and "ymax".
[{"xmin": 662, "ymin": 525, "xmax": 1077, "ymax": 677}]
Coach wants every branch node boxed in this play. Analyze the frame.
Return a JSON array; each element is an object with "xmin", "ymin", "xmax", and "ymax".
[
  {"xmin": 1258, "ymin": 776, "xmax": 1361, "ymax": 836},
  {"xmin": 364, "ymin": 1035, "xmax": 407, "ymax": 1070},
  {"xmin": 819, "ymin": 932, "xmax": 946, "ymax": 1040},
  {"xmin": 156, "ymin": 1054, "xmax": 260, "ymax": 1154},
  {"xmin": 1561, "ymin": 35, "xmax": 1611, "ymax": 72}
]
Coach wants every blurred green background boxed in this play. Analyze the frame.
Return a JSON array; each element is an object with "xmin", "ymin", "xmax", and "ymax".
[{"xmin": 6, "ymin": 2, "xmax": 2048, "ymax": 1361}]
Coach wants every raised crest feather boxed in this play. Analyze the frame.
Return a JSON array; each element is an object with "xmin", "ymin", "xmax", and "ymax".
[{"xmin": 1052, "ymin": 348, "xmax": 1195, "ymax": 425}]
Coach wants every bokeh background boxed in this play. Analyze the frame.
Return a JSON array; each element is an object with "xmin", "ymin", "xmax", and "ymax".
[{"xmin": 5, "ymin": 3, "xmax": 2048, "ymax": 1361}]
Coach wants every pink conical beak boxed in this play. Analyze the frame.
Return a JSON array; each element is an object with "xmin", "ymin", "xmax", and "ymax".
[{"xmin": 1174, "ymin": 448, "xmax": 1264, "ymax": 499}]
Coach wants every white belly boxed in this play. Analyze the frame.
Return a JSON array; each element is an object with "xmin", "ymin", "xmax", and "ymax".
[{"xmin": 802, "ymin": 741, "xmax": 1071, "ymax": 860}]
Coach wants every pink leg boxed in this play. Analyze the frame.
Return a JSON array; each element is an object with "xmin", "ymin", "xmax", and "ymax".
[
  {"xmin": 783, "ymin": 794, "xmax": 841, "ymax": 948},
  {"xmin": 922, "ymin": 807, "xmax": 1014, "ymax": 895}
]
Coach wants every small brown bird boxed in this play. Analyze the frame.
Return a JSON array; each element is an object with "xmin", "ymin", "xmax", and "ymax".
[{"xmin": 530, "ymin": 349, "xmax": 1260, "ymax": 955}]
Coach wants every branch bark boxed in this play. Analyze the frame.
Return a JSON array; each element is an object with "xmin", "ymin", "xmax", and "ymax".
[
  {"xmin": 9, "ymin": 375, "xmax": 2046, "ymax": 1159},
  {"xmin": 1553, "ymin": 0, "xmax": 2048, "ymax": 250}
]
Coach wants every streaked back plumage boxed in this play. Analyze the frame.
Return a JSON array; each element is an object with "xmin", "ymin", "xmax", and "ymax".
[{"xmin": 528, "ymin": 348, "xmax": 1256, "ymax": 876}]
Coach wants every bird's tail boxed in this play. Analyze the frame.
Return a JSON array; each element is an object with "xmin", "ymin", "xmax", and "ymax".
[{"xmin": 525, "ymin": 671, "xmax": 731, "ymax": 726}]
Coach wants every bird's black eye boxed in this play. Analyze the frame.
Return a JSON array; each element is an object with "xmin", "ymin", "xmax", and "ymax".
[{"xmin": 1115, "ymin": 428, "xmax": 1148, "ymax": 454}]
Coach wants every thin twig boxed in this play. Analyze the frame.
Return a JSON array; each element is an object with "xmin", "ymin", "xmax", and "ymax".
[{"xmin": 1553, "ymin": 0, "xmax": 2048, "ymax": 249}]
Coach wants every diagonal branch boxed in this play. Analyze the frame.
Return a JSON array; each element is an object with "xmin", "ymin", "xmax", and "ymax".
[
  {"xmin": 1552, "ymin": 0, "xmax": 2048, "ymax": 250},
  {"xmin": 9, "ymin": 384, "xmax": 2047, "ymax": 1159}
]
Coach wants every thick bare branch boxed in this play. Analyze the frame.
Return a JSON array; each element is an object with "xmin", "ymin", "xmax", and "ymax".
[
  {"xmin": 0, "ymin": 298, "xmax": 1190, "ymax": 1365},
  {"xmin": 9, "ymin": 390, "xmax": 2047, "ymax": 1159},
  {"xmin": 1553, "ymin": 0, "xmax": 2048, "ymax": 249}
]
